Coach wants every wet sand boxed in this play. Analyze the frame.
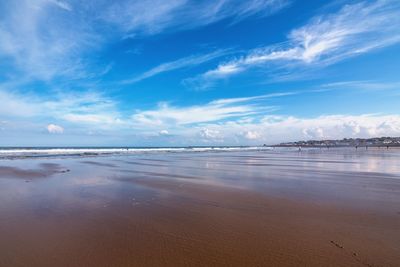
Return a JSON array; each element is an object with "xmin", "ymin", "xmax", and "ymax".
[{"xmin": 0, "ymin": 149, "xmax": 400, "ymax": 266}]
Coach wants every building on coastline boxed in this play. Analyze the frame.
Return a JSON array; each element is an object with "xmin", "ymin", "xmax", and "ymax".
[{"xmin": 275, "ymin": 137, "xmax": 400, "ymax": 148}]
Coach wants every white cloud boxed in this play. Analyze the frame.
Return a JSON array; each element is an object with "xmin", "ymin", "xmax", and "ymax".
[
  {"xmin": 159, "ymin": 129, "xmax": 170, "ymax": 136},
  {"xmin": 199, "ymin": 128, "xmax": 222, "ymax": 140},
  {"xmin": 2, "ymin": 87, "xmax": 400, "ymax": 145},
  {"xmin": 122, "ymin": 49, "xmax": 231, "ymax": 84},
  {"xmin": 47, "ymin": 123, "xmax": 64, "ymax": 134},
  {"xmin": 242, "ymin": 130, "xmax": 261, "ymax": 140},
  {"xmin": 302, "ymin": 127, "xmax": 324, "ymax": 139},
  {"xmin": 154, "ymin": 113, "xmax": 400, "ymax": 145},
  {"xmin": 188, "ymin": 0, "xmax": 400, "ymax": 89},
  {"xmin": 169, "ymin": 114, "xmax": 400, "ymax": 145}
]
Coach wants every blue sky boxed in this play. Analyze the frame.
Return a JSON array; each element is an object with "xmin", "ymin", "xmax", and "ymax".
[{"xmin": 0, "ymin": 0, "xmax": 400, "ymax": 146}]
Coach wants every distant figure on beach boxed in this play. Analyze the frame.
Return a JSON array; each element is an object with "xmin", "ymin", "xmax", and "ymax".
[{"xmin": 298, "ymin": 146, "xmax": 302, "ymax": 152}]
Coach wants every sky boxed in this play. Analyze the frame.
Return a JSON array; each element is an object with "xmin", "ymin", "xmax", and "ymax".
[{"xmin": 0, "ymin": 0, "xmax": 400, "ymax": 146}]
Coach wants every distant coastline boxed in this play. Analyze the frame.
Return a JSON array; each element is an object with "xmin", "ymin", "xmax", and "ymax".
[{"xmin": 273, "ymin": 136, "xmax": 400, "ymax": 148}]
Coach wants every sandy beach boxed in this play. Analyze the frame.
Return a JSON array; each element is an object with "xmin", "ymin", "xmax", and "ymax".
[{"xmin": 0, "ymin": 148, "xmax": 399, "ymax": 266}]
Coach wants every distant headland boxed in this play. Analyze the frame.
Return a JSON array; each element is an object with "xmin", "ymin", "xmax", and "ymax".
[{"xmin": 272, "ymin": 137, "xmax": 400, "ymax": 148}]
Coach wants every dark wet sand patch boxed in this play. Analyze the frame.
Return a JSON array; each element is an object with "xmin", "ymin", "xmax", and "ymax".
[
  {"xmin": 80, "ymin": 161, "xmax": 117, "ymax": 168},
  {"xmin": 0, "ymin": 163, "xmax": 69, "ymax": 179},
  {"xmin": 119, "ymin": 170, "xmax": 203, "ymax": 180},
  {"xmin": 121, "ymin": 160, "xmax": 167, "ymax": 167}
]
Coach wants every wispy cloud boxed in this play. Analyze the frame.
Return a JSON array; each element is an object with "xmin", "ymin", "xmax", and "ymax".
[
  {"xmin": 0, "ymin": 1, "xmax": 101, "ymax": 81},
  {"xmin": 0, "ymin": 0, "xmax": 288, "ymax": 83},
  {"xmin": 186, "ymin": 0, "xmax": 400, "ymax": 90},
  {"xmin": 131, "ymin": 101, "xmax": 264, "ymax": 127},
  {"xmin": 103, "ymin": 0, "xmax": 289, "ymax": 36},
  {"xmin": 48, "ymin": 0, "xmax": 72, "ymax": 11},
  {"xmin": 122, "ymin": 49, "xmax": 231, "ymax": 84},
  {"xmin": 321, "ymin": 80, "xmax": 400, "ymax": 91},
  {"xmin": 62, "ymin": 114, "xmax": 123, "ymax": 125},
  {"xmin": 0, "ymin": 88, "xmax": 294, "ymax": 138},
  {"xmin": 210, "ymin": 92, "xmax": 297, "ymax": 105},
  {"xmin": 0, "ymin": 89, "xmax": 123, "ymax": 129},
  {"xmin": 130, "ymin": 92, "xmax": 290, "ymax": 127},
  {"xmin": 45, "ymin": 92, "xmax": 124, "ymax": 128},
  {"xmin": 0, "ymin": 89, "xmax": 40, "ymax": 117}
]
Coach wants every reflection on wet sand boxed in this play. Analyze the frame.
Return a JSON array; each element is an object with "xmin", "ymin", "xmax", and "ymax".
[{"xmin": 0, "ymin": 149, "xmax": 400, "ymax": 266}]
